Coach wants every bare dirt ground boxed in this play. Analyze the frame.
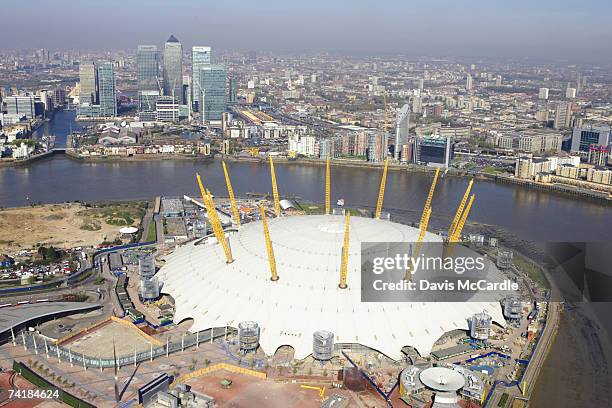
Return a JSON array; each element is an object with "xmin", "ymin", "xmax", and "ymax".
[
  {"xmin": 187, "ymin": 370, "xmax": 334, "ymax": 408},
  {"xmin": 0, "ymin": 203, "xmax": 142, "ymax": 253},
  {"xmin": 59, "ymin": 320, "xmax": 155, "ymax": 358}
]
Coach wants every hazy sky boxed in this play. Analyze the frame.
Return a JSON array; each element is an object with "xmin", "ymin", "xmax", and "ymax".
[{"xmin": 2, "ymin": 0, "xmax": 611, "ymax": 60}]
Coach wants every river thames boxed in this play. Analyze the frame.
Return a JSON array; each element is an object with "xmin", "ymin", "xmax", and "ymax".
[{"xmin": 0, "ymin": 110, "xmax": 608, "ymax": 241}]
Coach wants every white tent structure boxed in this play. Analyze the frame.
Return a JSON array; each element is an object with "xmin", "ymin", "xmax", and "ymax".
[{"xmin": 158, "ymin": 215, "xmax": 505, "ymax": 360}]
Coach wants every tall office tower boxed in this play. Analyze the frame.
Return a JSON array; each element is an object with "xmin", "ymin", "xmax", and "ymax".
[
  {"xmin": 137, "ymin": 45, "xmax": 159, "ymax": 111},
  {"xmin": 228, "ymin": 76, "xmax": 238, "ymax": 104},
  {"xmin": 554, "ymin": 101, "xmax": 573, "ymax": 130},
  {"xmin": 394, "ymin": 104, "xmax": 410, "ymax": 160},
  {"xmin": 199, "ymin": 65, "xmax": 227, "ymax": 122},
  {"xmin": 412, "ymin": 95, "xmax": 423, "ymax": 114},
  {"xmin": 191, "ymin": 46, "xmax": 212, "ymax": 112},
  {"xmin": 163, "ymin": 35, "xmax": 183, "ymax": 103},
  {"xmin": 576, "ymin": 72, "xmax": 582, "ymax": 94},
  {"xmin": 182, "ymin": 74, "xmax": 192, "ymax": 119},
  {"xmin": 466, "ymin": 74, "xmax": 473, "ymax": 91},
  {"xmin": 538, "ymin": 87, "xmax": 549, "ymax": 100},
  {"xmin": 53, "ymin": 88, "xmax": 66, "ymax": 107},
  {"xmin": 571, "ymin": 124, "xmax": 612, "ymax": 154},
  {"xmin": 79, "ymin": 61, "xmax": 97, "ymax": 104},
  {"xmin": 97, "ymin": 62, "xmax": 117, "ymax": 117},
  {"xmin": 417, "ymin": 78, "xmax": 424, "ymax": 92},
  {"xmin": 565, "ymin": 87, "xmax": 577, "ymax": 99},
  {"xmin": 495, "ymin": 75, "xmax": 503, "ymax": 86}
]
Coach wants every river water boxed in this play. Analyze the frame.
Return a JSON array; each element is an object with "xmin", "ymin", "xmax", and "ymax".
[{"xmin": 0, "ymin": 110, "xmax": 607, "ymax": 241}]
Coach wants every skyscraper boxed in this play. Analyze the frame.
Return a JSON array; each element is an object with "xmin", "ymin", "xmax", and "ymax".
[
  {"xmin": 79, "ymin": 61, "xmax": 97, "ymax": 104},
  {"xmin": 228, "ymin": 76, "xmax": 238, "ymax": 104},
  {"xmin": 554, "ymin": 101, "xmax": 573, "ymax": 130},
  {"xmin": 466, "ymin": 74, "xmax": 473, "ymax": 91},
  {"xmin": 394, "ymin": 104, "xmax": 410, "ymax": 160},
  {"xmin": 538, "ymin": 87, "xmax": 549, "ymax": 100},
  {"xmin": 163, "ymin": 35, "xmax": 183, "ymax": 103},
  {"xmin": 199, "ymin": 64, "xmax": 227, "ymax": 122},
  {"xmin": 137, "ymin": 45, "xmax": 159, "ymax": 111},
  {"xmin": 191, "ymin": 46, "xmax": 212, "ymax": 112},
  {"xmin": 97, "ymin": 62, "xmax": 116, "ymax": 117}
]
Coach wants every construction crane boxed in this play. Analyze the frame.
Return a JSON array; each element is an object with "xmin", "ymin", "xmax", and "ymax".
[
  {"xmin": 300, "ymin": 385, "xmax": 326, "ymax": 401},
  {"xmin": 259, "ymin": 205, "xmax": 279, "ymax": 281},
  {"xmin": 450, "ymin": 194, "xmax": 475, "ymax": 243},
  {"xmin": 196, "ymin": 174, "xmax": 233, "ymax": 264},
  {"xmin": 339, "ymin": 211, "xmax": 351, "ymax": 289},
  {"xmin": 374, "ymin": 158, "xmax": 389, "ymax": 219},
  {"xmin": 325, "ymin": 158, "xmax": 331, "ymax": 215},
  {"xmin": 222, "ymin": 162, "xmax": 241, "ymax": 227},
  {"xmin": 448, "ymin": 179, "xmax": 473, "ymax": 238},
  {"xmin": 269, "ymin": 156, "xmax": 281, "ymax": 217}
]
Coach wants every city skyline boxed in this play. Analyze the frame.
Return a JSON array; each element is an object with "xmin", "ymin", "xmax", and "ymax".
[{"xmin": 1, "ymin": 0, "xmax": 611, "ymax": 62}]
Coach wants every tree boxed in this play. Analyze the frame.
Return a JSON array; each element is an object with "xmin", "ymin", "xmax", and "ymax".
[{"xmin": 45, "ymin": 246, "xmax": 59, "ymax": 262}]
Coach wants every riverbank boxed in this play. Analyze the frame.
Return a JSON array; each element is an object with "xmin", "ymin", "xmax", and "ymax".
[
  {"xmin": 226, "ymin": 155, "xmax": 612, "ymax": 204},
  {"xmin": 64, "ymin": 150, "xmax": 213, "ymax": 163},
  {"xmin": 0, "ymin": 150, "xmax": 55, "ymax": 168}
]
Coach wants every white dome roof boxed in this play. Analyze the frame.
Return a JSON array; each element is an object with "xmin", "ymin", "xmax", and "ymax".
[{"xmin": 158, "ymin": 215, "xmax": 505, "ymax": 359}]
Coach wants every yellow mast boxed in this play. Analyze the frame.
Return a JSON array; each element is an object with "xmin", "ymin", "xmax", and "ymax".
[
  {"xmin": 325, "ymin": 158, "xmax": 331, "ymax": 215},
  {"xmin": 222, "ymin": 161, "xmax": 241, "ymax": 227},
  {"xmin": 417, "ymin": 207, "xmax": 432, "ymax": 245},
  {"xmin": 448, "ymin": 179, "xmax": 473, "ymax": 237},
  {"xmin": 374, "ymin": 158, "xmax": 389, "ymax": 219},
  {"xmin": 260, "ymin": 206, "xmax": 279, "ymax": 281},
  {"xmin": 405, "ymin": 206, "xmax": 432, "ymax": 280},
  {"xmin": 419, "ymin": 168, "xmax": 440, "ymax": 229},
  {"xmin": 338, "ymin": 211, "xmax": 351, "ymax": 289},
  {"xmin": 196, "ymin": 173, "xmax": 233, "ymax": 263},
  {"xmin": 269, "ymin": 156, "xmax": 281, "ymax": 217},
  {"xmin": 450, "ymin": 194, "xmax": 475, "ymax": 243}
]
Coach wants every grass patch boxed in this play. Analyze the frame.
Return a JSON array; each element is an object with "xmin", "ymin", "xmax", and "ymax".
[
  {"xmin": 513, "ymin": 256, "xmax": 551, "ymax": 289},
  {"xmin": 145, "ymin": 221, "xmax": 157, "ymax": 242},
  {"xmin": 482, "ymin": 166, "xmax": 505, "ymax": 175},
  {"xmin": 498, "ymin": 393, "xmax": 509, "ymax": 407},
  {"xmin": 78, "ymin": 202, "xmax": 145, "ymax": 228},
  {"xmin": 81, "ymin": 219, "xmax": 101, "ymax": 231}
]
